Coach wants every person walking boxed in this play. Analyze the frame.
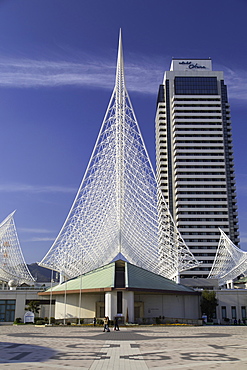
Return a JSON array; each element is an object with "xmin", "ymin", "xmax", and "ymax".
[
  {"xmin": 103, "ymin": 316, "xmax": 107, "ymax": 332},
  {"xmin": 103, "ymin": 316, "xmax": 110, "ymax": 332},
  {"xmin": 106, "ymin": 316, "xmax": 110, "ymax": 331},
  {"xmin": 114, "ymin": 316, "xmax": 120, "ymax": 331}
]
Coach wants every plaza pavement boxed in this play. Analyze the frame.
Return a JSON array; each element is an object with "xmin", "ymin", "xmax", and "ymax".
[{"xmin": 0, "ymin": 324, "xmax": 247, "ymax": 369}]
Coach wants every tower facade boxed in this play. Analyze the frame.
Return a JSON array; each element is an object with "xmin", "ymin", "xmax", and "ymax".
[{"xmin": 156, "ymin": 59, "xmax": 239, "ymax": 278}]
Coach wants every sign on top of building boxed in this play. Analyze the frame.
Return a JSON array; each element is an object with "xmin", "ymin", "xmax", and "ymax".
[{"xmin": 170, "ymin": 59, "xmax": 212, "ymax": 71}]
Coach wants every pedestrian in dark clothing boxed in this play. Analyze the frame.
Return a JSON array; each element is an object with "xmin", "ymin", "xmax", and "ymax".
[
  {"xmin": 93, "ymin": 317, "xmax": 96, "ymax": 326},
  {"xmin": 114, "ymin": 316, "xmax": 120, "ymax": 331},
  {"xmin": 103, "ymin": 316, "xmax": 107, "ymax": 332}
]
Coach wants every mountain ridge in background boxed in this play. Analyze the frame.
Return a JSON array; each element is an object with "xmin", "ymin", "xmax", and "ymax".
[{"xmin": 27, "ymin": 263, "xmax": 59, "ymax": 282}]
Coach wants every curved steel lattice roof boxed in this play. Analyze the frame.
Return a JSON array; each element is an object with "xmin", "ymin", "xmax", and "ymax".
[
  {"xmin": 0, "ymin": 211, "xmax": 35, "ymax": 284},
  {"xmin": 39, "ymin": 31, "xmax": 199, "ymax": 280},
  {"xmin": 208, "ymin": 228, "xmax": 247, "ymax": 285}
]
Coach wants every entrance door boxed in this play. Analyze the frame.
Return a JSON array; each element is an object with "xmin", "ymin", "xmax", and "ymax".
[
  {"xmin": 96, "ymin": 302, "xmax": 105, "ymax": 318},
  {"xmin": 134, "ymin": 302, "xmax": 144, "ymax": 320},
  {"xmin": 134, "ymin": 306, "xmax": 140, "ymax": 319}
]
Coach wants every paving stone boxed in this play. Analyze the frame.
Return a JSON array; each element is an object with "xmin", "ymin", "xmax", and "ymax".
[{"xmin": 0, "ymin": 325, "xmax": 246, "ymax": 369}]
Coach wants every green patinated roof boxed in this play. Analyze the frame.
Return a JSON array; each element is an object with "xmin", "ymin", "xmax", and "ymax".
[
  {"xmin": 126, "ymin": 263, "xmax": 194, "ymax": 293},
  {"xmin": 234, "ymin": 277, "xmax": 247, "ymax": 284},
  {"xmin": 43, "ymin": 260, "xmax": 196, "ymax": 294},
  {"xmin": 45, "ymin": 262, "xmax": 115, "ymax": 293}
]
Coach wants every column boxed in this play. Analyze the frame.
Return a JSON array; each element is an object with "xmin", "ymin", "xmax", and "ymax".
[
  {"xmin": 123, "ymin": 291, "xmax": 134, "ymax": 323},
  {"xmin": 105, "ymin": 291, "xmax": 117, "ymax": 320}
]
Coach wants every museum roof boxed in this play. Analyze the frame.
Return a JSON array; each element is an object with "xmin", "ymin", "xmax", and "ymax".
[
  {"xmin": 39, "ymin": 260, "xmax": 198, "ymax": 295},
  {"xmin": 234, "ymin": 276, "xmax": 247, "ymax": 284}
]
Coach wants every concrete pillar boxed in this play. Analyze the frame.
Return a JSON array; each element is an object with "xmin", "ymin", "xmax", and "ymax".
[
  {"xmin": 60, "ymin": 271, "xmax": 65, "ymax": 284},
  {"xmin": 227, "ymin": 280, "xmax": 234, "ymax": 289},
  {"xmin": 123, "ymin": 291, "xmax": 134, "ymax": 323},
  {"xmin": 176, "ymin": 273, "xmax": 181, "ymax": 284},
  {"xmin": 105, "ymin": 291, "xmax": 117, "ymax": 320}
]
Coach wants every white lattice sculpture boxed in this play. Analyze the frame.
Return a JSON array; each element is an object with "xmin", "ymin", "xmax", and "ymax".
[
  {"xmin": 208, "ymin": 228, "xmax": 247, "ymax": 285},
  {"xmin": 0, "ymin": 211, "xmax": 35, "ymax": 284},
  {"xmin": 39, "ymin": 31, "xmax": 199, "ymax": 281}
]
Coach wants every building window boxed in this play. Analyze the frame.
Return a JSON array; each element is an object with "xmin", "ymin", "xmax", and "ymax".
[
  {"xmin": 0, "ymin": 300, "xmax": 16, "ymax": 322},
  {"xmin": 231, "ymin": 306, "xmax": 237, "ymax": 320},
  {"xmin": 117, "ymin": 291, "xmax": 122, "ymax": 314},
  {"xmin": 212, "ymin": 310, "xmax": 217, "ymax": 319},
  {"xmin": 174, "ymin": 77, "xmax": 218, "ymax": 95},
  {"xmin": 241, "ymin": 306, "xmax": 246, "ymax": 319},
  {"xmin": 221, "ymin": 306, "xmax": 227, "ymax": 319}
]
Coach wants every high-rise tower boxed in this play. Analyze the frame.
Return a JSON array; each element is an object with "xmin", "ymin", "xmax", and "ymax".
[{"xmin": 156, "ymin": 58, "xmax": 239, "ymax": 278}]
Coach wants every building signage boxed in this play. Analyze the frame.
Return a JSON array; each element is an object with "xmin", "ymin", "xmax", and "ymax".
[
  {"xmin": 170, "ymin": 59, "xmax": 212, "ymax": 72},
  {"xmin": 179, "ymin": 61, "xmax": 206, "ymax": 69},
  {"xmin": 24, "ymin": 311, "xmax": 35, "ymax": 323}
]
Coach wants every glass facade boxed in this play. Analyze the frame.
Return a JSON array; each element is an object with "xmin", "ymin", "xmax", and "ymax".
[
  {"xmin": 241, "ymin": 306, "xmax": 246, "ymax": 319},
  {"xmin": 117, "ymin": 291, "xmax": 122, "ymax": 314},
  {"xmin": 0, "ymin": 300, "xmax": 16, "ymax": 322},
  {"xmin": 231, "ymin": 306, "xmax": 237, "ymax": 319},
  {"xmin": 174, "ymin": 77, "xmax": 218, "ymax": 95},
  {"xmin": 221, "ymin": 306, "xmax": 227, "ymax": 319}
]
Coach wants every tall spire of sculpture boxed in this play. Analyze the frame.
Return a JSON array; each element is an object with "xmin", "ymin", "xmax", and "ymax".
[
  {"xmin": 115, "ymin": 29, "xmax": 125, "ymax": 254},
  {"xmin": 39, "ymin": 31, "xmax": 199, "ymax": 280},
  {"xmin": 0, "ymin": 211, "xmax": 35, "ymax": 284}
]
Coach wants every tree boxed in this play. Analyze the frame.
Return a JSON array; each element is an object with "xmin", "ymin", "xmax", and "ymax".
[
  {"xmin": 200, "ymin": 290, "xmax": 218, "ymax": 321},
  {"xmin": 25, "ymin": 301, "xmax": 40, "ymax": 314}
]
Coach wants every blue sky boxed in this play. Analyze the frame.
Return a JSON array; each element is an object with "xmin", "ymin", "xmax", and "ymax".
[{"xmin": 0, "ymin": 0, "xmax": 246, "ymax": 263}]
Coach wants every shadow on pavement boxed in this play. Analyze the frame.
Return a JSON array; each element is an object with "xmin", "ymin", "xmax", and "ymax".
[
  {"xmin": 0, "ymin": 342, "xmax": 56, "ymax": 363},
  {"xmin": 7, "ymin": 330, "xmax": 232, "ymax": 341}
]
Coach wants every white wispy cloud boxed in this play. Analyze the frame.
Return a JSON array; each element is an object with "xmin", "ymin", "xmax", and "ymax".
[
  {"xmin": 0, "ymin": 183, "xmax": 77, "ymax": 194},
  {"xmin": 27, "ymin": 237, "xmax": 55, "ymax": 242},
  {"xmin": 19, "ymin": 227, "xmax": 54, "ymax": 234},
  {"xmin": 0, "ymin": 52, "xmax": 163, "ymax": 94},
  {"xmin": 223, "ymin": 68, "xmax": 247, "ymax": 102},
  {"xmin": 0, "ymin": 56, "xmax": 114, "ymax": 88},
  {"xmin": 0, "ymin": 52, "xmax": 246, "ymax": 100}
]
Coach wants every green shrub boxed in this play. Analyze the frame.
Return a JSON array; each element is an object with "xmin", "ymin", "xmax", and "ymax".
[
  {"xmin": 36, "ymin": 320, "xmax": 45, "ymax": 325},
  {"xmin": 14, "ymin": 317, "xmax": 22, "ymax": 324},
  {"xmin": 155, "ymin": 317, "xmax": 161, "ymax": 324},
  {"xmin": 77, "ymin": 318, "xmax": 84, "ymax": 324},
  {"xmin": 34, "ymin": 317, "xmax": 44, "ymax": 323}
]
